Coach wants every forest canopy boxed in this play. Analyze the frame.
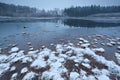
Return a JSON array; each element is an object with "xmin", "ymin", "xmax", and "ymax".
[
  {"xmin": 64, "ymin": 5, "xmax": 120, "ymax": 17},
  {"xmin": 0, "ymin": 2, "xmax": 120, "ymax": 17}
]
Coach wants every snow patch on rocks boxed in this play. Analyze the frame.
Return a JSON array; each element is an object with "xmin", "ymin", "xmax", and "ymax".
[
  {"xmin": 70, "ymin": 72, "xmax": 79, "ymax": 80},
  {"xmin": 115, "ymin": 53, "xmax": 120, "ymax": 64},
  {"xmin": 0, "ymin": 55, "xmax": 8, "ymax": 63},
  {"xmin": 0, "ymin": 63, "xmax": 10, "ymax": 76},
  {"xmin": 9, "ymin": 47, "xmax": 19, "ymax": 53},
  {"xmin": 0, "ymin": 38, "xmax": 120, "ymax": 80},
  {"xmin": 92, "ymin": 48, "xmax": 105, "ymax": 53},
  {"xmin": 97, "ymin": 75, "xmax": 110, "ymax": 80},
  {"xmin": 22, "ymin": 72, "xmax": 37, "ymax": 80},
  {"xmin": 10, "ymin": 73, "xmax": 18, "ymax": 80},
  {"xmin": 21, "ymin": 67, "xmax": 28, "ymax": 74},
  {"xmin": 10, "ymin": 66, "xmax": 16, "ymax": 71}
]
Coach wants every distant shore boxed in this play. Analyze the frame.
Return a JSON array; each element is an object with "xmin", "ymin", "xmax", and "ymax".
[{"xmin": 0, "ymin": 16, "xmax": 120, "ymax": 23}]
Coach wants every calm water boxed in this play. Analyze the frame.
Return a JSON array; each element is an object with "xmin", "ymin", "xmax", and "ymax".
[{"xmin": 0, "ymin": 19, "xmax": 120, "ymax": 60}]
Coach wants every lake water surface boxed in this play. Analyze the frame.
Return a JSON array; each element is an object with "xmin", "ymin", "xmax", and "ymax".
[{"xmin": 0, "ymin": 19, "xmax": 120, "ymax": 60}]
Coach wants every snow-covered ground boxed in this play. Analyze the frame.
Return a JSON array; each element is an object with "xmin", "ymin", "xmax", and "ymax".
[{"xmin": 0, "ymin": 37, "xmax": 120, "ymax": 80}]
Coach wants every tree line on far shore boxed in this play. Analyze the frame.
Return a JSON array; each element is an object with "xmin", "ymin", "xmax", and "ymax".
[
  {"xmin": 0, "ymin": 2, "xmax": 120, "ymax": 17},
  {"xmin": 64, "ymin": 5, "xmax": 120, "ymax": 17},
  {"xmin": 0, "ymin": 2, "xmax": 62, "ymax": 17}
]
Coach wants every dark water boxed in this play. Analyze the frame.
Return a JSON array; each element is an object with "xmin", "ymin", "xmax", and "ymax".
[
  {"xmin": 0, "ymin": 19, "xmax": 120, "ymax": 60},
  {"xmin": 63, "ymin": 19, "xmax": 120, "ymax": 27}
]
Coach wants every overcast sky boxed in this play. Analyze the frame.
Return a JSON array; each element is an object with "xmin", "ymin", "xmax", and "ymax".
[{"xmin": 0, "ymin": 0, "xmax": 120, "ymax": 10}]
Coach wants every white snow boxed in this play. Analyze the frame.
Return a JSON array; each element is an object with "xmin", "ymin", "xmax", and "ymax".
[
  {"xmin": 29, "ymin": 47, "xmax": 34, "ymax": 50},
  {"xmin": 41, "ymin": 71, "xmax": 64, "ymax": 80},
  {"xmin": 30, "ymin": 58, "xmax": 47, "ymax": 69},
  {"xmin": 56, "ymin": 44, "xmax": 64, "ymax": 54},
  {"xmin": 81, "ymin": 43, "xmax": 90, "ymax": 48},
  {"xmin": 0, "ymin": 39, "xmax": 120, "ymax": 79},
  {"xmin": 92, "ymin": 48, "xmax": 105, "ymax": 53},
  {"xmin": 82, "ymin": 63, "xmax": 91, "ymax": 69},
  {"xmin": 115, "ymin": 53, "xmax": 120, "ymax": 64},
  {"xmin": 79, "ymin": 41, "xmax": 83, "ymax": 44},
  {"xmin": 41, "ymin": 51, "xmax": 67, "ymax": 80},
  {"xmin": 92, "ymin": 68, "xmax": 101, "ymax": 75},
  {"xmin": 70, "ymin": 72, "xmax": 79, "ymax": 80},
  {"xmin": 9, "ymin": 47, "xmax": 19, "ymax": 53},
  {"xmin": 30, "ymin": 49, "xmax": 50, "ymax": 69},
  {"xmin": 9, "ymin": 51, "xmax": 25, "ymax": 63},
  {"xmin": 87, "ymin": 75, "xmax": 96, "ymax": 80},
  {"xmin": 21, "ymin": 56, "xmax": 33, "ymax": 63},
  {"xmin": 28, "ymin": 50, "xmax": 39, "ymax": 55},
  {"xmin": 50, "ymin": 43, "xmax": 54, "ymax": 46},
  {"xmin": 80, "ymin": 70, "xmax": 87, "ymax": 76},
  {"xmin": 10, "ymin": 73, "xmax": 18, "ymax": 80},
  {"xmin": 79, "ymin": 38, "xmax": 89, "ymax": 43},
  {"xmin": 10, "ymin": 66, "xmax": 16, "ymax": 71},
  {"xmin": 21, "ymin": 67, "xmax": 28, "ymax": 74},
  {"xmin": 97, "ymin": 75, "xmax": 110, "ymax": 80},
  {"xmin": 22, "ymin": 72, "xmax": 37, "ymax": 80},
  {"xmin": 83, "ymin": 58, "xmax": 90, "ymax": 63},
  {"xmin": 84, "ymin": 48, "xmax": 120, "ymax": 76},
  {"xmin": 0, "ymin": 63, "xmax": 10, "ymax": 76},
  {"xmin": 101, "ymin": 69, "xmax": 110, "ymax": 76},
  {"xmin": 0, "ymin": 55, "xmax": 8, "ymax": 63}
]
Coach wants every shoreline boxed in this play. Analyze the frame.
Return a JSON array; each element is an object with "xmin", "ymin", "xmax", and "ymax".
[
  {"xmin": 0, "ymin": 16, "xmax": 120, "ymax": 23},
  {"xmin": 1, "ymin": 34, "xmax": 120, "ymax": 61}
]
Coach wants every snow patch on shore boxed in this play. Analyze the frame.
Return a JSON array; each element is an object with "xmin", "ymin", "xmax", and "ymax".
[{"xmin": 0, "ymin": 38, "xmax": 120, "ymax": 80}]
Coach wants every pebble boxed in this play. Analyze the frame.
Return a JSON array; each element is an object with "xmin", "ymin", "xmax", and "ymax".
[
  {"xmin": 22, "ymin": 32, "xmax": 26, "ymax": 34},
  {"xmin": 50, "ymin": 43, "xmax": 54, "ymax": 46},
  {"xmin": 10, "ymin": 47, "xmax": 19, "ymax": 53},
  {"xmin": 12, "ymin": 44, "xmax": 17, "ymax": 47},
  {"xmin": 93, "ymin": 39, "xmax": 97, "ymax": 42},
  {"xmin": 117, "ymin": 46, "xmax": 120, "ymax": 50},
  {"xmin": 29, "ymin": 47, "xmax": 34, "ymax": 50},
  {"xmin": 29, "ymin": 46, "xmax": 33, "ymax": 48},
  {"xmin": 110, "ymin": 41, "xmax": 116, "ymax": 45},
  {"xmin": 106, "ymin": 43, "xmax": 113, "ymax": 47},
  {"xmin": 41, "ymin": 45, "xmax": 45, "ymax": 49},
  {"xmin": 77, "ymin": 43, "xmax": 80, "ymax": 46},
  {"xmin": 117, "ymin": 42, "xmax": 120, "ymax": 45},
  {"xmin": 27, "ymin": 42, "xmax": 31, "ymax": 45},
  {"xmin": 101, "ymin": 43, "xmax": 105, "ymax": 46}
]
